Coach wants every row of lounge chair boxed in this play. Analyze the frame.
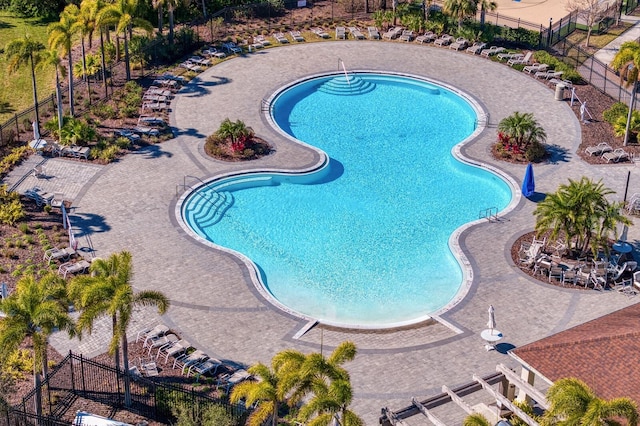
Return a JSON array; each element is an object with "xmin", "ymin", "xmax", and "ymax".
[
  {"xmin": 585, "ymin": 142, "xmax": 630, "ymax": 163},
  {"xmin": 134, "ymin": 323, "xmax": 254, "ymax": 389}
]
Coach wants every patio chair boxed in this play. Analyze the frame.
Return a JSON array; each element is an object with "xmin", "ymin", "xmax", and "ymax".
[
  {"xmin": 415, "ymin": 32, "xmax": 437, "ymax": 44},
  {"xmin": 187, "ymin": 357, "xmax": 223, "ymax": 377},
  {"xmin": 312, "ymin": 28, "xmax": 330, "ymax": 39},
  {"xmin": 434, "ymin": 34, "xmax": 453, "ymax": 46},
  {"xmin": 25, "ymin": 186, "xmax": 55, "ymax": 206},
  {"xmin": 145, "ymin": 333, "xmax": 179, "ymax": 356},
  {"xmin": 348, "ymin": 27, "xmax": 365, "ymax": 40},
  {"xmin": 508, "ymin": 51, "xmax": 533, "ymax": 66},
  {"xmin": 367, "ymin": 26, "xmax": 380, "ymax": 39},
  {"xmin": 589, "ymin": 270, "xmax": 606, "ymax": 291},
  {"xmin": 157, "ymin": 338, "xmax": 191, "ymax": 363},
  {"xmin": 561, "ymin": 268, "xmax": 580, "ymax": 286},
  {"xmin": 585, "ymin": 142, "xmax": 613, "ymax": 156},
  {"xmin": 218, "ymin": 369, "xmax": 253, "ymax": 392},
  {"xmin": 139, "ymin": 357, "xmax": 159, "ymax": 377},
  {"xmin": 548, "ymin": 265, "xmax": 563, "ymax": 283},
  {"xmin": 382, "ymin": 26, "xmax": 403, "ymax": 40},
  {"xmin": 465, "ymin": 41, "xmax": 486, "ymax": 54},
  {"xmin": 44, "ymin": 246, "xmax": 76, "ymax": 264},
  {"xmin": 173, "ymin": 349, "xmax": 207, "ymax": 373},
  {"xmin": 480, "ymin": 46, "xmax": 505, "ymax": 57},
  {"xmin": 32, "ymin": 164, "xmax": 46, "ymax": 178},
  {"xmin": 523, "ymin": 63, "xmax": 548, "ymax": 74},
  {"xmin": 50, "ymin": 192, "xmax": 64, "ymax": 209},
  {"xmin": 398, "ymin": 30, "xmax": 415, "ymax": 42},
  {"xmin": 613, "ymin": 278, "xmax": 637, "ymax": 297},
  {"xmin": 449, "ymin": 37, "xmax": 468, "ymax": 50},
  {"xmin": 58, "ymin": 260, "xmax": 91, "ymax": 278},
  {"xmin": 335, "ymin": 26, "xmax": 346, "ymax": 40},
  {"xmin": 136, "ymin": 323, "xmax": 170, "ymax": 344},
  {"xmin": 602, "ymin": 148, "xmax": 629, "ymax": 163}
]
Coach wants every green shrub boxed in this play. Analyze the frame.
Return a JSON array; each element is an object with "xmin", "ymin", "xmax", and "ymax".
[
  {"xmin": 91, "ymin": 103, "xmax": 117, "ymax": 120},
  {"xmin": 603, "ymin": 101, "xmax": 628, "ymax": 124},
  {"xmin": 94, "ymin": 145, "xmax": 121, "ymax": 163},
  {"xmin": 0, "ymin": 185, "xmax": 24, "ymax": 226},
  {"xmin": 2, "ymin": 349, "xmax": 32, "ymax": 381},
  {"xmin": 18, "ymin": 223, "xmax": 30, "ymax": 234},
  {"xmin": 526, "ymin": 141, "xmax": 547, "ymax": 162},
  {"xmin": 171, "ymin": 402, "xmax": 237, "ymax": 426},
  {"xmin": 114, "ymin": 137, "xmax": 132, "ymax": 150}
]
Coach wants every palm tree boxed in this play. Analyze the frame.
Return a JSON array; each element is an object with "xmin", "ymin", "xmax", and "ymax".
[
  {"xmin": 152, "ymin": 0, "xmax": 165, "ymax": 35},
  {"xmin": 497, "ymin": 111, "xmax": 546, "ymax": 151},
  {"xmin": 37, "ymin": 49, "xmax": 67, "ymax": 138},
  {"xmin": 98, "ymin": 0, "xmax": 154, "ymax": 80},
  {"xmin": 462, "ymin": 413, "xmax": 491, "ymax": 426},
  {"xmin": 230, "ymin": 362, "xmax": 285, "ymax": 426},
  {"xmin": 165, "ymin": 0, "xmax": 190, "ymax": 45},
  {"xmin": 610, "ymin": 40, "xmax": 640, "ymax": 146},
  {"xmin": 477, "ymin": 0, "xmax": 497, "ymax": 27},
  {"xmin": 534, "ymin": 177, "xmax": 629, "ymax": 257},
  {"xmin": 72, "ymin": 0, "xmax": 101, "ymax": 104},
  {"xmin": 0, "ymin": 273, "xmax": 74, "ymax": 416},
  {"xmin": 5, "ymin": 35, "xmax": 45, "ymax": 137},
  {"xmin": 298, "ymin": 378, "xmax": 364, "ymax": 426},
  {"xmin": 68, "ymin": 250, "xmax": 170, "ymax": 406},
  {"xmin": 48, "ymin": 9, "xmax": 78, "ymax": 117},
  {"xmin": 443, "ymin": 0, "xmax": 477, "ymax": 30},
  {"xmin": 544, "ymin": 377, "xmax": 638, "ymax": 425}
]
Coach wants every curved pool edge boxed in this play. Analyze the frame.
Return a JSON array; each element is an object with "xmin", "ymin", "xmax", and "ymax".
[{"xmin": 176, "ymin": 70, "xmax": 520, "ymax": 330}]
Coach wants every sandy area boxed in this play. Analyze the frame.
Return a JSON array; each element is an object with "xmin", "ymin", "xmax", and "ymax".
[{"xmin": 490, "ymin": 0, "xmax": 570, "ymax": 27}]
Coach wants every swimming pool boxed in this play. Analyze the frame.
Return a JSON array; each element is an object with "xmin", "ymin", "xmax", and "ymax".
[{"xmin": 180, "ymin": 72, "xmax": 515, "ymax": 328}]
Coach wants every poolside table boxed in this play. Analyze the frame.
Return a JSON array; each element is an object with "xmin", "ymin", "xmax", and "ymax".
[{"xmin": 481, "ymin": 329, "xmax": 503, "ymax": 351}]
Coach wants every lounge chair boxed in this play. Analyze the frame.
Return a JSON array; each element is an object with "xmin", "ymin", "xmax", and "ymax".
[
  {"xmin": 188, "ymin": 56, "xmax": 211, "ymax": 66},
  {"xmin": 348, "ymin": 27, "xmax": 365, "ymax": 40},
  {"xmin": 548, "ymin": 78, "xmax": 573, "ymax": 89},
  {"xmin": 497, "ymin": 51, "xmax": 521, "ymax": 60},
  {"xmin": 290, "ymin": 30, "xmax": 305, "ymax": 42},
  {"xmin": 222, "ymin": 42, "xmax": 242, "ymax": 54},
  {"xmin": 415, "ymin": 32, "xmax": 436, "ymax": 44},
  {"xmin": 217, "ymin": 369, "xmax": 252, "ymax": 391},
  {"xmin": 367, "ymin": 26, "xmax": 380, "ymax": 39},
  {"xmin": 32, "ymin": 164, "xmax": 46, "ymax": 178},
  {"xmin": 434, "ymin": 34, "xmax": 453, "ymax": 46},
  {"xmin": 399, "ymin": 30, "xmax": 414, "ymax": 42},
  {"xmin": 523, "ymin": 63, "xmax": 548, "ymax": 74},
  {"xmin": 139, "ymin": 357, "xmax": 159, "ymax": 377},
  {"xmin": 466, "ymin": 41, "xmax": 486, "ymax": 54},
  {"xmin": 133, "ymin": 126, "xmax": 160, "ymax": 137},
  {"xmin": 144, "ymin": 333, "xmax": 179, "ymax": 355},
  {"xmin": 542, "ymin": 70, "xmax": 564, "ymax": 80},
  {"xmin": 480, "ymin": 46, "xmax": 504, "ymax": 57},
  {"xmin": 202, "ymin": 47, "xmax": 226, "ymax": 58},
  {"xmin": 585, "ymin": 142, "xmax": 613, "ymax": 156},
  {"xmin": 449, "ymin": 37, "xmax": 468, "ymax": 50},
  {"xmin": 274, "ymin": 32, "xmax": 289, "ymax": 43},
  {"xmin": 602, "ymin": 148, "xmax": 629, "ymax": 163},
  {"xmin": 312, "ymin": 27, "xmax": 330, "ymax": 39},
  {"xmin": 157, "ymin": 338, "xmax": 191, "ymax": 363},
  {"xmin": 382, "ymin": 26, "xmax": 402, "ymax": 40},
  {"xmin": 70, "ymin": 146, "xmax": 90, "ymax": 160},
  {"xmin": 508, "ymin": 51, "xmax": 533, "ymax": 66},
  {"xmin": 136, "ymin": 323, "xmax": 170, "ymax": 344},
  {"xmin": 335, "ymin": 26, "xmax": 346, "ymax": 39},
  {"xmin": 25, "ymin": 186, "xmax": 55, "ymax": 206},
  {"xmin": 187, "ymin": 357, "xmax": 223, "ymax": 377},
  {"xmin": 58, "ymin": 260, "xmax": 91, "ymax": 278},
  {"xmin": 613, "ymin": 278, "xmax": 637, "ymax": 297},
  {"xmin": 173, "ymin": 349, "xmax": 208, "ymax": 374},
  {"xmin": 44, "ymin": 246, "xmax": 76, "ymax": 263},
  {"xmin": 179, "ymin": 61, "xmax": 202, "ymax": 72},
  {"xmin": 50, "ymin": 192, "xmax": 64, "ymax": 209}
]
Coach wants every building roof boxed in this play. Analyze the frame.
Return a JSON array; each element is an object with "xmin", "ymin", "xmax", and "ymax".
[{"xmin": 512, "ymin": 302, "xmax": 640, "ymax": 404}]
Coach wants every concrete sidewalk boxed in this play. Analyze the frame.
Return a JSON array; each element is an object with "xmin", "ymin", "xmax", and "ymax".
[{"xmin": 593, "ymin": 14, "xmax": 640, "ymax": 66}]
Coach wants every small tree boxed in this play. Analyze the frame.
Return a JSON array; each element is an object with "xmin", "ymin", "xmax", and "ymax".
[{"xmin": 565, "ymin": 0, "xmax": 610, "ymax": 47}]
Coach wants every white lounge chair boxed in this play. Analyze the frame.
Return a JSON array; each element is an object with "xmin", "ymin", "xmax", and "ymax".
[
  {"xmin": 399, "ymin": 30, "xmax": 414, "ymax": 42},
  {"xmin": 290, "ymin": 30, "xmax": 305, "ymax": 42},
  {"xmin": 222, "ymin": 42, "xmax": 242, "ymax": 54},
  {"xmin": 32, "ymin": 164, "xmax": 46, "ymax": 178},
  {"xmin": 367, "ymin": 26, "xmax": 380, "ymax": 39},
  {"xmin": 497, "ymin": 51, "xmax": 521, "ymax": 60},
  {"xmin": 434, "ymin": 34, "xmax": 453, "ymax": 46},
  {"xmin": 50, "ymin": 192, "xmax": 64, "ymax": 208},
  {"xmin": 187, "ymin": 357, "xmax": 223, "ymax": 377},
  {"xmin": 415, "ymin": 32, "xmax": 436, "ymax": 44},
  {"xmin": 58, "ymin": 259, "xmax": 91, "ymax": 278},
  {"xmin": 523, "ymin": 63, "xmax": 548, "ymax": 74},
  {"xmin": 188, "ymin": 56, "xmax": 211, "ymax": 66},
  {"xmin": 585, "ymin": 142, "xmax": 613, "ymax": 156},
  {"xmin": 44, "ymin": 246, "xmax": 76, "ymax": 263},
  {"xmin": 449, "ymin": 38, "xmax": 468, "ymax": 50},
  {"xmin": 480, "ymin": 46, "xmax": 504, "ymax": 57},
  {"xmin": 136, "ymin": 323, "xmax": 170, "ymax": 344},
  {"xmin": 348, "ymin": 27, "xmax": 365, "ymax": 40},
  {"xmin": 508, "ymin": 51, "xmax": 533, "ymax": 66},
  {"xmin": 25, "ymin": 186, "xmax": 55, "ymax": 206},
  {"xmin": 312, "ymin": 27, "xmax": 330, "ymax": 39},
  {"xmin": 602, "ymin": 148, "xmax": 629, "ymax": 163},
  {"xmin": 174, "ymin": 349, "xmax": 208, "ymax": 374},
  {"xmin": 157, "ymin": 339, "xmax": 191, "ymax": 363},
  {"xmin": 466, "ymin": 41, "xmax": 486, "ymax": 54},
  {"xmin": 145, "ymin": 333, "xmax": 179, "ymax": 355},
  {"xmin": 217, "ymin": 369, "xmax": 252, "ymax": 391},
  {"xmin": 335, "ymin": 26, "xmax": 346, "ymax": 39},
  {"xmin": 382, "ymin": 26, "xmax": 402, "ymax": 40}
]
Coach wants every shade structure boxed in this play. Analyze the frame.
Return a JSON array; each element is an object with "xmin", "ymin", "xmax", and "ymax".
[
  {"xmin": 522, "ymin": 163, "xmax": 535, "ymax": 197},
  {"xmin": 487, "ymin": 305, "xmax": 496, "ymax": 332}
]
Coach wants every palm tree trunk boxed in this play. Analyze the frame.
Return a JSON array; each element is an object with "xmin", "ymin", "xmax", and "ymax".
[
  {"xmin": 55, "ymin": 71, "xmax": 63, "ymax": 137},
  {"xmin": 33, "ymin": 369, "xmax": 43, "ymax": 417},
  {"xmin": 121, "ymin": 333, "xmax": 132, "ymax": 407},
  {"xmin": 112, "ymin": 314, "xmax": 121, "ymax": 373},
  {"xmin": 100, "ymin": 28, "xmax": 108, "ymax": 96},
  {"xmin": 81, "ymin": 38, "xmax": 92, "ymax": 105},
  {"xmin": 168, "ymin": 10, "xmax": 175, "ymax": 45},
  {"xmin": 123, "ymin": 30, "xmax": 131, "ymax": 81},
  {"xmin": 157, "ymin": 4, "xmax": 163, "ymax": 34},
  {"xmin": 67, "ymin": 52, "xmax": 75, "ymax": 117},
  {"xmin": 29, "ymin": 53, "xmax": 41, "ymax": 138}
]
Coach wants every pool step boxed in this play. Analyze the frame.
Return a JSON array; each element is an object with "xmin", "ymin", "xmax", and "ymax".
[
  {"xmin": 317, "ymin": 75, "xmax": 376, "ymax": 96},
  {"xmin": 185, "ymin": 190, "xmax": 234, "ymax": 235}
]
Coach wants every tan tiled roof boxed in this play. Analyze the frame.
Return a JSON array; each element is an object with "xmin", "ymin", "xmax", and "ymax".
[{"xmin": 512, "ymin": 303, "xmax": 640, "ymax": 404}]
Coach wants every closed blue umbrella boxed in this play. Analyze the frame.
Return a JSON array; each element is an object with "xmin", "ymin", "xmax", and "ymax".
[{"xmin": 522, "ymin": 163, "xmax": 535, "ymax": 197}]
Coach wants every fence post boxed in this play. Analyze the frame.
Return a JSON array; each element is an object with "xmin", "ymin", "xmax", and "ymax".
[
  {"xmin": 80, "ymin": 354, "xmax": 87, "ymax": 398},
  {"xmin": 70, "ymin": 351, "xmax": 76, "ymax": 393},
  {"xmin": 14, "ymin": 114, "xmax": 19, "ymax": 142}
]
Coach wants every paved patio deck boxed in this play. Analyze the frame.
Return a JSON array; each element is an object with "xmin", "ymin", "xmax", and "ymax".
[{"xmin": 10, "ymin": 41, "xmax": 640, "ymax": 424}]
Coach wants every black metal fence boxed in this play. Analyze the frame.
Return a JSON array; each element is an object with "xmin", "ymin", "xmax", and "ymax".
[{"xmin": 5, "ymin": 352, "xmax": 248, "ymax": 426}]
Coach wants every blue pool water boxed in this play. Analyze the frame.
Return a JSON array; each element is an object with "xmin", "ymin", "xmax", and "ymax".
[{"xmin": 182, "ymin": 73, "xmax": 512, "ymax": 327}]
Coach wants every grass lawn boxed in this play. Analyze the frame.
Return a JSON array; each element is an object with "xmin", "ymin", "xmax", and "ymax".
[{"xmin": 0, "ymin": 11, "xmax": 56, "ymax": 125}]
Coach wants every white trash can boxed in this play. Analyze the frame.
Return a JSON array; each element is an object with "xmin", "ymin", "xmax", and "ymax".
[{"xmin": 555, "ymin": 83, "xmax": 565, "ymax": 101}]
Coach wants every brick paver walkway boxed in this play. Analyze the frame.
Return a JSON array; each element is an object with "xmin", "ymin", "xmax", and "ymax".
[{"xmin": 7, "ymin": 41, "xmax": 640, "ymax": 424}]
